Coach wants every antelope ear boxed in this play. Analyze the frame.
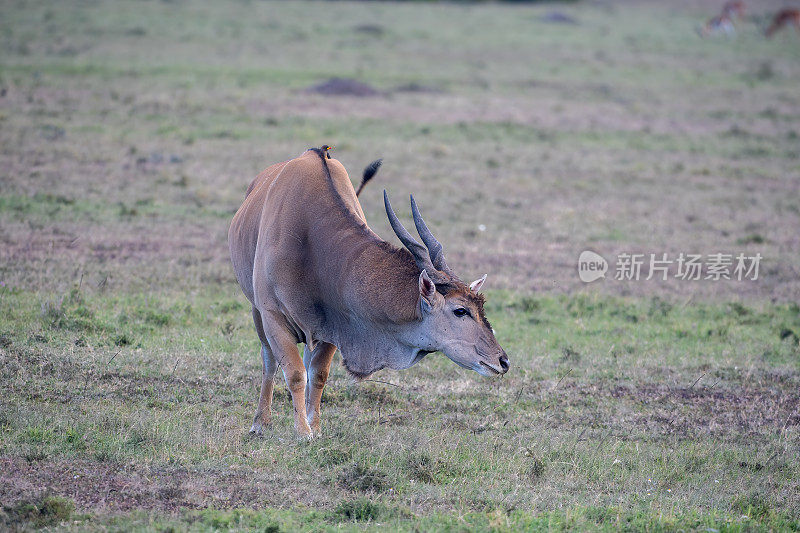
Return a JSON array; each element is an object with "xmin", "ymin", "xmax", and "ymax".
[
  {"xmin": 469, "ymin": 274, "xmax": 487, "ymax": 293},
  {"xmin": 418, "ymin": 269, "xmax": 436, "ymax": 312}
]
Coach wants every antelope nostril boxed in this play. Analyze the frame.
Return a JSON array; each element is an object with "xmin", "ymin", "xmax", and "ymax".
[{"xmin": 499, "ymin": 354, "xmax": 509, "ymax": 372}]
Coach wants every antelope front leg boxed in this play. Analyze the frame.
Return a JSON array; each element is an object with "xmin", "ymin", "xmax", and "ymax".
[{"xmin": 303, "ymin": 342, "xmax": 336, "ymax": 436}]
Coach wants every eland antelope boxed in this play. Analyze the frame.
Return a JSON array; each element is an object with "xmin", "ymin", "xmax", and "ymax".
[{"xmin": 228, "ymin": 147, "xmax": 509, "ymax": 438}]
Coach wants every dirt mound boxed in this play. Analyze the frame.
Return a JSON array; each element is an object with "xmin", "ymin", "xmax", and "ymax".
[
  {"xmin": 305, "ymin": 78, "xmax": 381, "ymax": 97},
  {"xmin": 353, "ymin": 24, "xmax": 385, "ymax": 36},
  {"xmin": 540, "ymin": 11, "xmax": 579, "ymax": 25},
  {"xmin": 393, "ymin": 82, "xmax": 445, "ymax": 94}
]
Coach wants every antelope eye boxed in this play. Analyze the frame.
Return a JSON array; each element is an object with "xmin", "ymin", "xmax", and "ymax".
[{"xmin": 453, "ymin": 307, "xmax": 469, "ymax": 317}]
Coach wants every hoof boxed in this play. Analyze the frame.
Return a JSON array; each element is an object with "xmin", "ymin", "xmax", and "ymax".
[
  {"xmin": 307, "ymin": 415, "xmax": 321, "ymax": 438},
  {"xmin": 296, "ymin": 425, "xmax": 315, "ymax": 441},
  {"xmin": 249, "ymin": 421, "xmax": 269, "ymax": 437}
]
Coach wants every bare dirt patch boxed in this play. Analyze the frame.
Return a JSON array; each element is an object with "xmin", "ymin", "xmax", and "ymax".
[
  {"xmin": 543, "ymin": 380, "xmax": 800, "ymax": 440},
  {"xmin": 0, "ymin": 457, "xmax": 264, "ymax": 512}
]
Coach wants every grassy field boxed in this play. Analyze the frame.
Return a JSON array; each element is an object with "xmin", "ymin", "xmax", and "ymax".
[{"xmin": 1, "ymin": 0, "xmax": 799, "ymax": 530}]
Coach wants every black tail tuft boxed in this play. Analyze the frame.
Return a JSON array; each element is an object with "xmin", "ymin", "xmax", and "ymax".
[{"xmin": 356, "ymin": 158, "xmax": 382, "ymax": 197}]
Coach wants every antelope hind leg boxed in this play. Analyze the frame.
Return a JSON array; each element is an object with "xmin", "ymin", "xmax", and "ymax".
[
  {"xmin": 303, "ymin": 342, "xmax": 337, "ymax": 436},
  {"xmin": 260, "ymin": 312, "xmax": 313, "ymax": 439},
  {"xmin": 250, "ymin": 307, "xmax": 277, "ymax": 436}
]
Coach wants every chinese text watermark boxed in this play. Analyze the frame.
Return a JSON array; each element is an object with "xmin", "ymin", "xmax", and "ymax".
[{"xmin": 578, "ymin": 251, "xmax": 761, "ymax": 283}]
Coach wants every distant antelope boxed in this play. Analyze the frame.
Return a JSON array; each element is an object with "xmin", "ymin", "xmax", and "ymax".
[
  {"xmin": 766, "ymin": 8, "xmax": 800, "ymax": 38},
  {"xmin": 699, "ymin": 14, "xmax": 735, "ymax": 37},
  {"xmin": 699, "ymin": 1, "xmax": 746, "ymax": 37},
  {"xmin": 723, "ymin": 1, "xmax": 746, "ymax": 21}
]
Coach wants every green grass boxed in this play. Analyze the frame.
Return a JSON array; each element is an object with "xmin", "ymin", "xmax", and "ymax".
[
  {"xmin": 11, "ymin": 505, "xmax": 795, "ymax": 532},
  {"xmin": 1, "ymin": 0, "xmax": 799, "ymax": 530},
  {"xmin": 1, "ymin": 285, "xmax": 799, "ymax": 529}
]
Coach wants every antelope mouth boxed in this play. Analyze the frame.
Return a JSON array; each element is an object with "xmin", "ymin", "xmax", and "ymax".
[{"xmin": 479, "ymin": 361, "xmax": 502, "ymax": 375}]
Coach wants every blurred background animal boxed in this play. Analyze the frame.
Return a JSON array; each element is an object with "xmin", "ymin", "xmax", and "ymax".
[
  {"xmin": 699, "ymin": 1, "xmax": 746, "ymax": 37},
  {"xmin": 766, "ymin": 7, "xmax": 800, "ymax": 37}
]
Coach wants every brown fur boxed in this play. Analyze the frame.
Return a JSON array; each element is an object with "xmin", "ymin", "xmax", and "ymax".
[{"xmin": 766, "ymin": 8, "xmax": 800, "ymax": 38}]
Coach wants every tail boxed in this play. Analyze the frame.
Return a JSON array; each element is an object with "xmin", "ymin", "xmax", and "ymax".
[{"xmin": 356, "ymin": 158, "xmax": 383, "ymax": 197}]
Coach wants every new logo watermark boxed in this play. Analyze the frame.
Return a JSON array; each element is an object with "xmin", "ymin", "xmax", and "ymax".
[
  {"xmin": 578, "ymin": 251, "xmax": 609, "ymax": 283},
  {"xmin": 578, "ymin": 251, "xmax": 762, "ymax": 283}
]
